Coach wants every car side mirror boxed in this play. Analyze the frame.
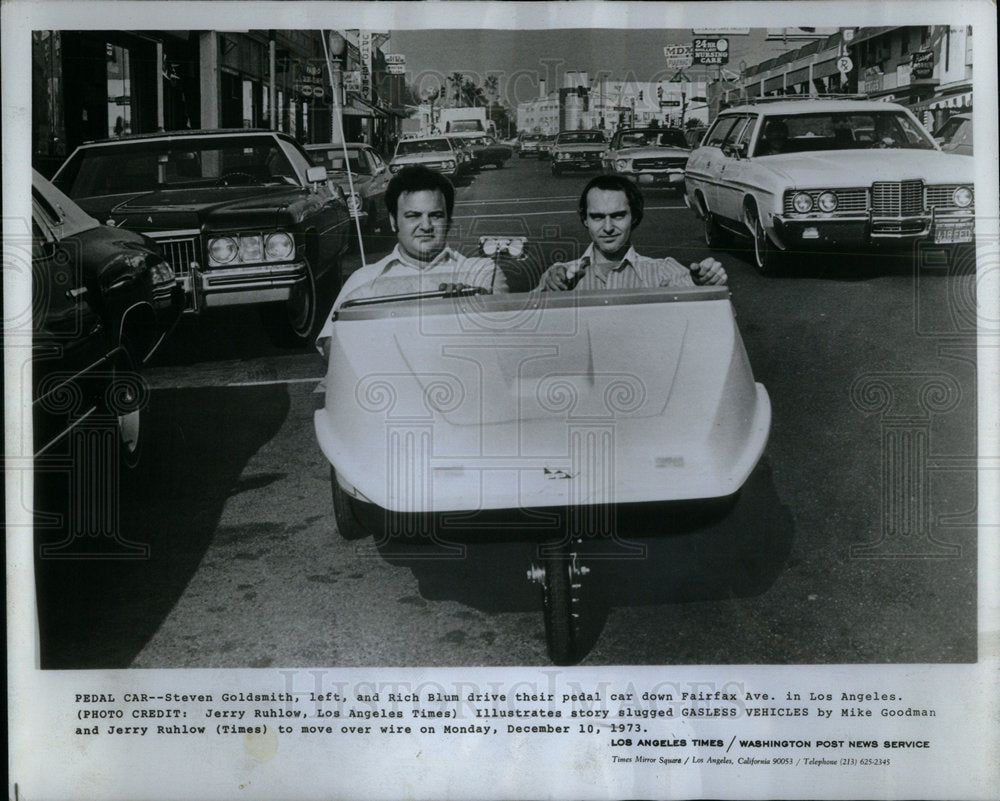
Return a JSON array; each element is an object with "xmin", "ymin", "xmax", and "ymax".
[{"xmin": 306, "ymin": 165, "xmax": 327, "ymax": 184}]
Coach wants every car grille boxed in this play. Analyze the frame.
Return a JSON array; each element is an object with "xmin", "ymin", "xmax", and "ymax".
[
  {"xmin": 782, "ymin": 189, "xmax": 868, "ymax": 215},
  {"xmin": 925, "ymin": 185, "xmax": 974, "ymax": 210},
  {"xmin": 634, "ymin": 157, "xmax": 687, "ymax": 170},
  {"xmin": 151, "ymin": 233, "xmax": 200, "ymax": 277},
  {"xmin": 872, "ymin": 180, "xmax": 924, "ymax": 216}
]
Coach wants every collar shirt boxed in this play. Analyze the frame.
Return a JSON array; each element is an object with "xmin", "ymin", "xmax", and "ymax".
[
  {"xmin": 562, "ymin": 244, "xmax": 694, "ymax": 290},
  {"xmin": 316, "ymin": 244, "xmax": 508, "ymax": 352},
  {"xmin": 334, "ymin": 244, "xmax": 507, "ymax": 310}
]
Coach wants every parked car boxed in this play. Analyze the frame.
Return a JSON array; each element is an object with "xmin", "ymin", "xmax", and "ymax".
[
  {"xmin": 30, "ymin": 169, "xmax": 184, "ymax": 465},
  {"xmin": 933, "ymin": 112, "xmax": 972, "ymax": 156},
  {"xmin": 305, "ymin": 142, "xmax": 391, "ymax": 232},
  {"xmin": 550, "ymin": 130, "xmax": 607, "ymax": 175},
  {"xmin": 446, "ymin": 136, "xmax": 479, "ymax": 178},
  {"xmin": 537, "ymin": 134, "xmax": 557, "ymax": 160},
  {"xmin": 602, "ymin": 127, "xmax": 691, "ymax": 189},
  {"xmin": 389, "ymin": 136, "xmax": 461, "ymax": 178},
  {"xmin": 52, "ymin": 129, "xmax": 352, "ymax": 347},
  {"xmin": 467, "ymin": 136, "xmax": 513, "ymax": 169},
  {"xmin": 683, "ymin": 98, "xmax": 976, "ymax": 274},
  {"xmin": 518, "ymin": 134, "xmax": 543, "ymax": 158}
]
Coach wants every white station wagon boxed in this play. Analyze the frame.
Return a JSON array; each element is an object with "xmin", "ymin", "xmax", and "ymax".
[{"xmin": 684, "ymin": 98, "xmax": 976, "ymax": 274}]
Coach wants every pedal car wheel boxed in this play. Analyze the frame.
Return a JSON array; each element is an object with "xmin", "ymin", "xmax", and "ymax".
[
  {"xmin": 542, "ymin": 550, "xmax": 582, "ymax": 665},
  {"xmin": 751, "ymin": 209, "xmax": 783, "ymax": 276},
  {"xmin": 330, "ymin": 467, "xmax": 369, "ymax": 540}
]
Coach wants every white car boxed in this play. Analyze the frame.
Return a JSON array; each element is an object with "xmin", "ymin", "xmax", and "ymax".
[
  {"xmin": 389, "ymin": 136, "xmax": 460, "ymax": 178},
  {"xmin": 684, "ymin": 98, "xmax": 976, "ymax": 274}
]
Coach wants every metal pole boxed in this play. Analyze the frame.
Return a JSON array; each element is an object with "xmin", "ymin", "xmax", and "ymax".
[
  {"xmin": 156, "ymin": 40, "xmax": 165, "ymax": 131},
  {"xmin": 269, "ymin": 35, "xmax": 277, "ymax": 129}
]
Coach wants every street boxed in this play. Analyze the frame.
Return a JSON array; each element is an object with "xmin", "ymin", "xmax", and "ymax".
[{"xmin": 34, "ymin": 156, "xmax": 977, "ymax": 668}]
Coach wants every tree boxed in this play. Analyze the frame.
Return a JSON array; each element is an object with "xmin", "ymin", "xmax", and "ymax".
[{"xmin": 448, "ymin": 72, "xmax": 466, "ymax": 106}]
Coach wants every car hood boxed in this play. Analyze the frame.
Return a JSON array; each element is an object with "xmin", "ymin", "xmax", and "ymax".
[
  {"xmin": 612, "ymin": 146, "xmax": 689, "ymax": 159},
  {"xmin": 760, "ymin": 150, "xmax": 975, "ymax": 187},
  {"xmin": 554, "ymin": 142, "xmax": 606, "ymax": 153},
  {"xmin": 329, "ymin": 172, "xmax": 374, "ymax": 189},
  {"xmin": 74, "ymin": 185, "xmax": 317, "ymax": 233}
]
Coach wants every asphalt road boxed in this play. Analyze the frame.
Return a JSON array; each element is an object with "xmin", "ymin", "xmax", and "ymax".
[{"xmin": 34, "ymin": 155, "xmax": 978, "ymax": 668}]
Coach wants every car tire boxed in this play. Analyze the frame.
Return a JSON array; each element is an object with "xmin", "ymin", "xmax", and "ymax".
[
  {"xmin": 260, "ymin": 259, "xmax": 321, "ymax": 348},
  {"xmin": 703, "ymin": 211, "xmax": 731, "ymax": 248},
  {"xmin": 551, "ymin": 165, "xmax": 561, "ymax": 176},
  {"xmin": 750, "ymin": 208, "xmax": 784, "ymax": 277},
  {"xmin": 331, "ymin": 467, "xmax": 370, "ymax": 540}
]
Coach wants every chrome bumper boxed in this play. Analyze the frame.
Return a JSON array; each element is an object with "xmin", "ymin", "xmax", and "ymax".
[{"xmin": 180, "ymin": 260, "xmax": 308, "ymax": 312}]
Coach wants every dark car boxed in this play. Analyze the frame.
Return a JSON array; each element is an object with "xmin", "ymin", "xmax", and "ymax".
[
  {"xmin": 305, "ymin": 142, "xmax": 391, "ymax": 232},
  {"xmin": 466, "ymin": 136, "xmax": 513, "ymax": 169},
  {"xmin": 549, "ymin": 130, "xmax": 607, "ymax": 175},
  {"xmin": 933, "ymin": 113, "xmax": 972, "ymax": 156},
  {"xmin": 52, "ymin": 129, "xmax": 352, "ymax": 348},
  {"xmin": 30, "ymin": 170, "xmax": 183, "ymax": 466}
]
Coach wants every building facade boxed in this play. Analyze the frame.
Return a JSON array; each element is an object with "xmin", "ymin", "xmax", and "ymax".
[{"xmin": 32, "ymin": 29, "xmax": 406, "ymax": 177}]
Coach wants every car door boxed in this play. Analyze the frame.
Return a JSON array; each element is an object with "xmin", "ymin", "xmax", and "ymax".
[
  {"xmin": 715, "ymin": 114, "xmax": 758, "ymax": 223},
  {"xmin": 686, "ymin": 114, "xmax": 742, "ymax": 217},
  {"xmin": 284, "ymin": 138, "xmax": 351, "ymax": 268},
  {"xmin": 366, "ymin": 149, "xmax": 389, "ymax": 213}
]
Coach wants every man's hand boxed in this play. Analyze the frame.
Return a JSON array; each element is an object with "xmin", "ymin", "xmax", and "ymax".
[
  {"xmin": 689, "ymin": 257, "xmax": 727, "ymax": 286},
  {"xmin": 540, "ymin": 261, "xmax": 586, "ymax": 291}
]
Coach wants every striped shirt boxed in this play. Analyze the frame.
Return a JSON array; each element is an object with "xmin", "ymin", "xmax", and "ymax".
[
  {"xmin": 334, "ymin": 245, "xmax": 507, "ymax": 310},
  {"xmin": 544, "ymin": 244, "xmax": 694, "ymax": 291}
]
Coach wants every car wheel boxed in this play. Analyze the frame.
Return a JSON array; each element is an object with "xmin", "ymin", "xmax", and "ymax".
[
  {"xmin": 495, "ymin": 160, "xmax": 504, "ymax": 169},
  {"xmin": 750, "ymin": 209, "xmax": 784, "ymax": 276},
  {"xmin": 703, "ymin": 211, "xmax": 731, "ymax": 248},
  {"xmin": 260, "ymin": 259, "xmax": 320, "ymax": 348},
  {"xmin": 541, "ymin": 547, "xmax": 583, "ymax": 666},
  {"xmin": 331, "ymin": 467, "xmax": 370, "ymax": 540}
]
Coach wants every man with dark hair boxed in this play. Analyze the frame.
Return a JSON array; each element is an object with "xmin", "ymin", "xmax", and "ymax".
[
  {"xmin": 539, "ymin": 174, "xmax": 726, "ymax": 291},
  {"xmin": 330, "ymin": 165, "xmax": 505, "ymax": 310}
]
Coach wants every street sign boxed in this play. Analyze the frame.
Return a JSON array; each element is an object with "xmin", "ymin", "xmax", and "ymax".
[
  {"xmin": 384, "ymin": 53, "xmax": 406, "ymax": 65},
  {"xmin": 693, "ymin": 38, "xmax": 729, "ymax": 65},
  {"xmin": 836, "ymin": 55, "xmax": 853, "ymax": 74},
  {"xmin": 663, "ymin": 44, "xmax": 693, "ymax": 69},
  {"xmin": 659, "ymin": 100, "xmax": 681, "ymax": 107},
  {"xmin": 386, "ymin": 63, "xmax": 406, "ymax": 75}
]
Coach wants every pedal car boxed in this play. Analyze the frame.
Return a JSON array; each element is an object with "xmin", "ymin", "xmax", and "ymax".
[{"xmin": 314, "ymin": 239, "xmax": 771, "ymax": 664}]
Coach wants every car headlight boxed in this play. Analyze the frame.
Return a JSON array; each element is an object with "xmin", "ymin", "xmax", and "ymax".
[
  {"xmin": 207, "ymin": 236, "xmax": 239, "ymax": 266},
  {"xmin": 793, "ymin": 192, "xmax": 814, "ymax": 213},
  {"xmin": 952, "ymin": 186, "xmax": 973, "ymax": 208},
  {"xmin": 264, "ymin": 232, "xmax": 295, "ymax": 261},
  {"xmin": 149, "ymin": 258, "xmax": 176, "ymax": 286},
  {"xmin": 615, "ymin": 159, "xmax": 630, "ymax": 171},
  {"xmin": 445, "ymin": 160, "xmax": 455, "ymax": 169},
  {"xmin": 817, "ymin": 191, "xmax": 838, "ymax": 213}
]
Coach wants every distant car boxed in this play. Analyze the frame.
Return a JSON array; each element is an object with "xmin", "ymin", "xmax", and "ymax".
[
  {"xmin": 52, "ymin": 129, "xmax": 352, "ymax": 347},
  {"xmin": 684, "ymin": 98, "xmax": 976, "ymax": 274},
  {"xmin": 446, "ymin": 137, "xmax": 479, "ymax": 178},
  {"xmin": 933, "ymin": 112, "xmax": 972, "ymax": 156},
  {"xmin": 602, "ymin": 127, "xmax": 690, "ymax": 189},
  {"xmin": 538, "ymin": 135, "xmax": 557, "ymax": 160},
  {"xmin": 390, "ymin": 136, "xmax": 461, "ymax": 178},
  {"xmin": 30, "ymin": 170, "xmax": 183, "ymax": 466},
  {"xmin": 550, "ymin": 130, "xmax": 607, "ymax": 175},
  {"xmin": 305, "ymin": 142, "xmax": 391, "ymax": 232},
  {"xmin": 467, "ymin": 136, "xmax": 513, "ymax": 169},
  {"xmin": 518, "ymin": 134, "xmax": 543, "ymax": 158}
]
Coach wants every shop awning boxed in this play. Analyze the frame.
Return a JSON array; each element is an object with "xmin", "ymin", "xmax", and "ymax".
[
  {"xmin": 342, "ymin": 94, "xmax": 388, "ymax": 118},
  {"xmin": 928, "ymin": 91, "xmax": 973, "ymax": 110}
]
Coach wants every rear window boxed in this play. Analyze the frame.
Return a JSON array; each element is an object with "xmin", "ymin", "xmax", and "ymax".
[{"xmin": 396, "ymin": 139, "xmax": 452, "ymax": 155}]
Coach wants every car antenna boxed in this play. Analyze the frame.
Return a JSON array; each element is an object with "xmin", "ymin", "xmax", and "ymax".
[{"xmin": 321, "ymin": 30, "xmax": 367, "ymax": 269}]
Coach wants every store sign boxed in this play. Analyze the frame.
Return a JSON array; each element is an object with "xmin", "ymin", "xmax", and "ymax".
[
  {"xmin": 693, "ymin": 38, "xmax": 729, "ymax": 65},
  {"xmin": 359, "ymin": 31, "xmax": 373, "ymax": 100},
  {"xmin": 911, "ymin": 50, "xmax": 934, "ymax": 80},
  {"xmin": 663, "ymin": 44, "xmax": 693, "ymax": 69},
  {"xmin": 384, "ymin": 53, "xmax": 406, "ymax": 65},
  {"xmin": 863, "ymin": 66, "xmax": 884, "ymax": 94},
  {"xmin": 343, "ymin": 71, "xmax": 362, "ymax": 93},
  {"xmin": 386, "ymin": 63, "xmax": 406, "ymax": 75},
  {"xmin": 692, "ymin": 28, "xmax": 749, "ymax": 35}
]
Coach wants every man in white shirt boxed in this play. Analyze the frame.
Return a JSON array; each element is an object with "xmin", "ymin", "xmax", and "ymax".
[
  {"xmin": 539, "ymin": 174, "xmax": 727, "ymax": 291},
  {"xmin": 333, "ymin": 165, "xmax": 506, "ymax": 308}
]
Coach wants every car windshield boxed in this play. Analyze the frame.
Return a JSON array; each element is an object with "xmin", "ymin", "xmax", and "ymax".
[
  {"xmin": 309, "ymin": 148, "xmax": 370, "ymax": 175},
  {"xmin": 614, "ymin": 129, "xmax": 688, "ymax": 149},
  {"xmin": 447, "ymin": 121, "xmax": 484, "ymax": 133},
  {"xmin": 54, "ymin": 135, "xmax": 301, "ymax": 197},
  {"xmin": 753, "ymin": 111, "xmax": 935, "ymax": 156},
  {"xmin": 396, "ymin": 139, "xmax": 452, "ymax": 155},
  {"xmin": 556, "ymin": 132, "xmax": 603, "ymax": 144}
]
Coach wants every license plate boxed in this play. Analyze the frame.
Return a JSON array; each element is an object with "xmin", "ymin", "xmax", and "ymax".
[{"xmin": 934, "ymin": 221, "xmax": 974, "ymax": 244}]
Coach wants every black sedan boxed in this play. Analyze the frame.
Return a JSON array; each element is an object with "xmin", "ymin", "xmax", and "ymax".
[
  {"xmin": 30, "ymin": 170, "xmax": 184, "ymax": 466},
  {"xmin": 52, "ymin": 129, "xmax": 352, "ymax": 347},
  {"xmin": 305, "ymin": 142, "xmax": 391, "ymax": 233}
]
